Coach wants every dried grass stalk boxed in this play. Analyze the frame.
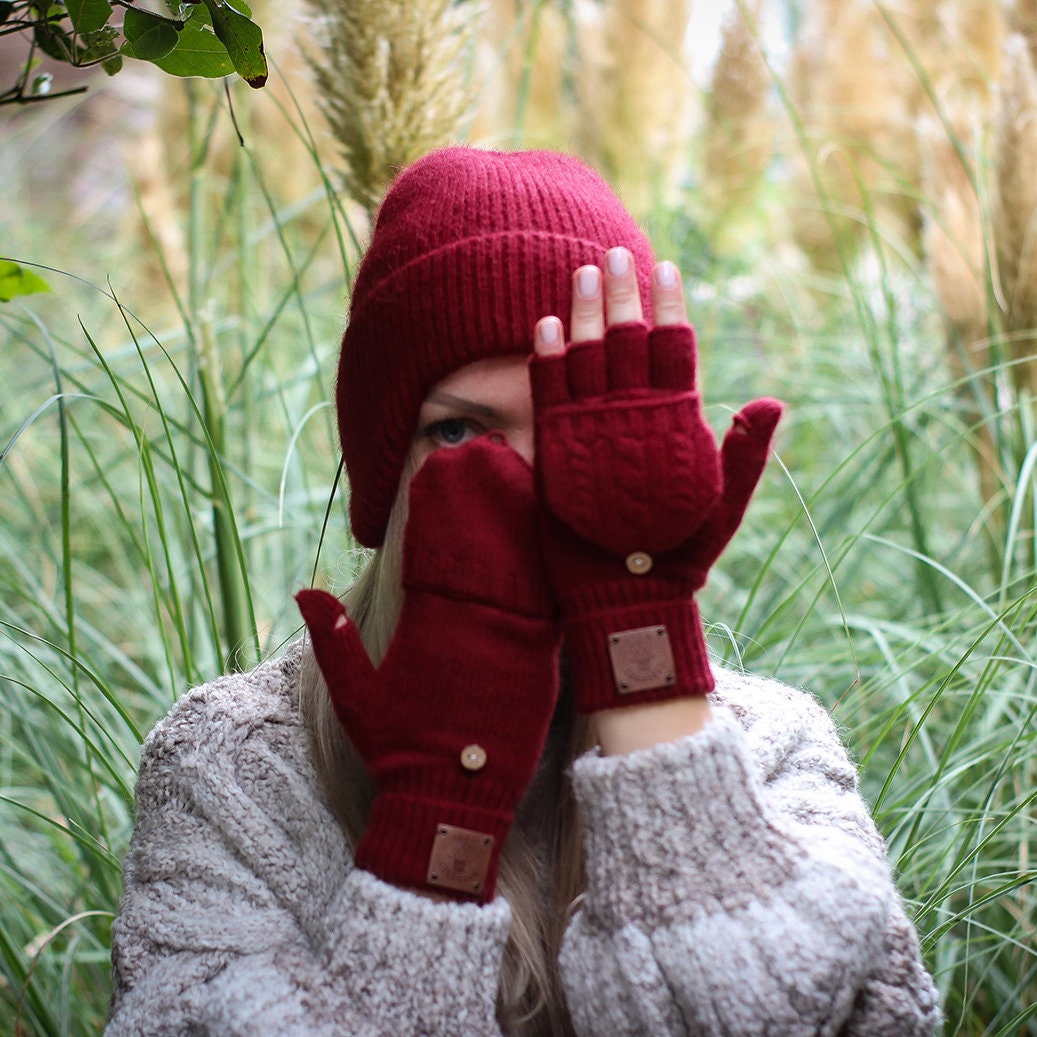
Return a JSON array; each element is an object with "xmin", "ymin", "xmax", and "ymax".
[
  {"xmin": 575, "ymin": 0, "xmax": 693, "ymax": 212},
  {"xmin": 920, "ymin": 104, "xmax": 1002, "ymax": 505},
  {"xmin": 123, "ymin": 0, "xmax": 328, "ymax": 309},
  {"xmin": 953, "ymin": 0, "xmax": 1005, "ymax": 91},
  {"xmin": 787, "ymin": 0, "xmax": 923, "ymax": 269},
  {"xmin": 304, "ymin": 0, "xmax": 480, "ymax": 211},
  {"xmin": 994, "ymin": 32, "xmax": 1037, "ymax": 393},
  {"xmin": 1011, "ymin": 0, "xmax": 1037, "ymax": 44},
  {"xmin": 701, "ymin": 0, "xmax": 771, "ymax": 225},
  {"xmin": 470, "ymin": 0, "xmax": 571, "ymax": 148},
  {"xmin": 920, "ymin": 111, "xmax": 988, "ymax": 351},
  {"xmin": 128, "ymin": 127, "xmax": 191, "ymax": 289}
]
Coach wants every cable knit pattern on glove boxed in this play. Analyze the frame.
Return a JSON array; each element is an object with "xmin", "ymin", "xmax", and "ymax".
[
  {"xmin": 531, "ymin": 319, "xmax": 784, "ymax": 712},
  {"xmin": 106, "ymin": 646, "xmax": 941, "ymax": 1036},
  {"xmin": 534, "ymin": 324, "xmax": 722, "ymax": 556}
]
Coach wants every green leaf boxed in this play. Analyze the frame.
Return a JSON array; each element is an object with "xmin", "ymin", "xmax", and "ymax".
[
  {"xmin": 144, "ymin": 15, "xmax": 234, "ymax": 79},
  {"xmin": 201, "ymin": 0, "xmax": 266, "ymax": 87},
  {"xmin": 101, "ymin": 52, "xmax": 123, "ymax": 76},
  {"xmin": 78, "ymin": 25, "xmax": 119, "ymax": 63},
  {"xmin": 0, "ymin": 261, "xmax": 51, "ymax": 302},
  {"xmin": 122, "ymin": 8, "xmax": 179, "ymax": 61},
  {"xmin": 66, "ymin": 0, "xmax": 111, "ymax": 34},
  {"xmin": 112, "ymin": 0, "xmax": 183, "ymax": 21},
  {"xmin": 33, "ymin": 20, "xmax": 74, "ymax": 63}
]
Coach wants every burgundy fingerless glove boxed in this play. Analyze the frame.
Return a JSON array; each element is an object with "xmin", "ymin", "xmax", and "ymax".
[
  {"xmin": 297, "ymin": 439, "xmax": 560, "ymax": 903},
  {"xmin": 531, "ymin": 320, "xmax": 782, "ymax": 714}
]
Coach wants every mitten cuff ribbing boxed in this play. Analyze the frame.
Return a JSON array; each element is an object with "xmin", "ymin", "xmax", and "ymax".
[
  {"xmin": 355, "ymin": 793, "xmax": 513, "ymax": 904},
  {"xmin": 564, "ymin": 597, "xmax": 714, "ymax": 713}
]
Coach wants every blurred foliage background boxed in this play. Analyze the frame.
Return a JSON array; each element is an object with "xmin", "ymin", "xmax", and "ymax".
[{"xmin": 1, "ymin": 1, "xmax": 1035, "ymax": 1033}]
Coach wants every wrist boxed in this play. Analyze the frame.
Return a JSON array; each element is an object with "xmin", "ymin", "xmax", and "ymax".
[{"xmin": 593, "ymin": 696, "xmax": 713, "ymax": 756}]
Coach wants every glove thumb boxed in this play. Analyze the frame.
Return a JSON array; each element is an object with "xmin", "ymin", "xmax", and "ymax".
[
  {"xmin": 688, "ymin": 397, "xmax": 783, "ymax": 571},
  {"xmin": 295, "ymin": 589, "xmax": 377, "ymax": 731}
]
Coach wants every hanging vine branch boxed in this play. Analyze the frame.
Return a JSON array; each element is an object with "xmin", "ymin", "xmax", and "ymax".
[{"xmin": 0, "ymin": 0, "xmax": 268, "ymax": 106}]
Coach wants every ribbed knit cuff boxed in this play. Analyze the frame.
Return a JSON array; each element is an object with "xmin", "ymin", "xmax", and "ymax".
[
  {"xmin": 324, "ymin": 869, "xmax": 511, "ymax": 1025},
  {"xmin": 564, "ymin": 596, "xmax": 713, "ymax": 713},
  {"xmin": 572, "ymin": 710, "xmax": 805, "ymax": 929},
  {"xmin": 355, "ymin": 793, "xmax": 513, "ymax": 903}
]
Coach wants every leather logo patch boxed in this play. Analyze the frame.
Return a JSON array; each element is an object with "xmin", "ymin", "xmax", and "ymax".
[
  {"xmin": 607, "ymin": 625, "xmax": 676, "ymax": 693},
  {"xmin": 426, "ymin": 824, "xmax": 494, "ymax": 895}
]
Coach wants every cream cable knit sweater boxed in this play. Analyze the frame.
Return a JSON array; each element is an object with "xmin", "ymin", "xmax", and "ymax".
[{"xmin": 106, "ymin": 640, "xmax": 941, "ymax": 1035}]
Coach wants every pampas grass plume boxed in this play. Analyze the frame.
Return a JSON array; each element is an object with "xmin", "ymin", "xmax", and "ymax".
[
  {"xmin": 1011, "ymin": 0, "xmax": 1037, "ymax": 43},
  {"xmin": 994, "ymin": 32, "xmax": 1037, "ymax": 392},
  {"xmin": 304, "ymin": 0, "xmax": 480, "ymax": 211},
  {"xmin": 920, "ymin": 113, "xmax": 988, "ymax": 343},
  {"xmin": 470, "ymin": 0, "xmax": 571, "ymax": 148},
  {"xmin": 701, "ymin": 0, "xmax": 771, "ymax": 229},
  {"xmin": 576, "ymin": 0, "xmax": 693, "ymax": 213},
  {"xmin": 953, "ymin": 0, "xmax": 1005, "ymax": 92},
  {"xmin": 788, "ymin": 0, "xmax": 925, "ymax": 270}
]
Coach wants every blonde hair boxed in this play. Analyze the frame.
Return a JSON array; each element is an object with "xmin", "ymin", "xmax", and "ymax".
[{"xmin": 298, "ymin": 488, "xmax": 591, "ymax": 1035}]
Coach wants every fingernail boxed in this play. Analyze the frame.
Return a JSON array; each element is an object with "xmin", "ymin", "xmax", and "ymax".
[
  {"xmin": 576, "ymin": 266, "xmax": 600, "ymax": 298},
  {"xmin": 654, "ymin": 261, "xmax": 679, "ymax": 288},
  {"xmin": 606, "ymin": 247, "xmax": 631, "ymax": 277},
  {"xmin": 536, "ymin": 317, "xmax": 564, "ymax": 353}
]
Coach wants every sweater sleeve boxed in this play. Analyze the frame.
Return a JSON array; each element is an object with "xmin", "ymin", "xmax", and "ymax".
[
  {"xmin": 559, "ymin": 673, "xmax": 941, "ymax": 1037},
  {"xmin": 105, "ymin": 651, "xmax": 510, "ymax": 1037}
]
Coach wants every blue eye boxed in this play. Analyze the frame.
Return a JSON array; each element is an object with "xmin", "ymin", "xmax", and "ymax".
[{"xmin": 424, "ymin": 418, "xmax": 478, "ymax": 446}]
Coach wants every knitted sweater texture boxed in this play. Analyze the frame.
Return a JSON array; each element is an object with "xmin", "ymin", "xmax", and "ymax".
[{"xmin": 106, "ymin": 641, "xmax": 941, "ymax": 1036}]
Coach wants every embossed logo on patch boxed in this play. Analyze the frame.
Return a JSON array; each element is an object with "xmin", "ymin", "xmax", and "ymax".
[
  {"xmin": 607, "ymin": 625, "xmax": 676, "ymax": 693},
  {"xmin": 426, "ymin": 824, "xmax": 494, "ymax": 895}
]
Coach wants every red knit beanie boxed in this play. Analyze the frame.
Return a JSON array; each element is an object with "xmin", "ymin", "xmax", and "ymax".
[{"xmin": 337, "ymin": 146, "xmax": 657, "ymax": 548}]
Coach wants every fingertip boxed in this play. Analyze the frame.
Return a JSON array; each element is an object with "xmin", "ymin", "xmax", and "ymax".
[
  {"xmin": 651, "ymin": 260, "xmax": 688, "ymax": 326},
  {"xmin": 573, "ymin": 264, "xmax": 602, "ymax": 301},
  {"xmin": 603, "ymin": 247, "xmax": 643, "ymax": 327},
  {"xmin": 605, "ymin": 246, "xmax": 633, "ymax": 278},
  {"xmin": 570, "ymin": 265, "xmax": 605, "ymax": 343},
  {"xmin": 534, "ymin": 316, "xmax": 566, "ymax": 357},
  {"xmin": 654, "ymin": 260, "xmax": 680, "ymax": 288}
]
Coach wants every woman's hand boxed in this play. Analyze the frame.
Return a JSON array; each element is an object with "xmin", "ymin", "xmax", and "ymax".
[
  {"xmin": 297, "ymin": 439, "xmax": 561, "ymax": 899},
  {"xmin": 534, "ymin": 247, "xmax": 687, "ymax": 353},
  {"xmin": 531, "ymin": 250, "xmax": 783, "ymax": 754}
]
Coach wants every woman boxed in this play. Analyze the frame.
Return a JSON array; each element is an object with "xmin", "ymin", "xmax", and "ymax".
[{"xmin": 106, "ymin": 147, "xmax": 941, "ymax": 1035}]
